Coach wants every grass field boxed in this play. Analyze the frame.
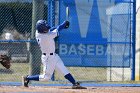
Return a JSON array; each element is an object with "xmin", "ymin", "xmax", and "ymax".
[
  {"xmin": 0, "ymin": 63, "xmax": 29, "ymax": 82},
  {"xmin": 1, "ymin": 63, "xmax": 140, "ymax": 85},
  {"xmin": 0, "ymin": 63, "xmax": 106, "ymax": 83}
]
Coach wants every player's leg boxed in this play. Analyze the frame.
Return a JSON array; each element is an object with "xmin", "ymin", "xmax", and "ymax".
[
  {"xmin": 39, "ymin": 55, "xmax": 57, "ymax": 81},
  {"xmin": 22, "ymin": 55, "xmax": 56, "ymax": 87},
  {"xmin": 55, "ymin": 54, "xmax": 76, "ymax": 84},
  {"xmin": 55, "ymin": 54, "xmax": 87, "ymax": 89}
]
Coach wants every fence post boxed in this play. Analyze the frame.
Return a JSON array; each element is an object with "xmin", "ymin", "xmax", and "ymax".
[
  {"xmin": 29, "ymin": 0, "xmax": 44, "ymax": 75},
  {"xmin": 135, "ymin": 0, "xmax": 140, "ymax": 81},
  {"xmin": 131, "ymin": 0, "xmax": 136, "ymax": 80}
]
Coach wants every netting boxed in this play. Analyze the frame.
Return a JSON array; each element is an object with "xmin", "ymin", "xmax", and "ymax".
[{"xmin": 0, "ymin": 0, "xmax": 136, "ymax": 84}]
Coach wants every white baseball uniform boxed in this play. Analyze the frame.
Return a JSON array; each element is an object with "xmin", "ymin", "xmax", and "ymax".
[{"xmin": 35, "ymin": 29, "xmax": 69, "ymax": 81}]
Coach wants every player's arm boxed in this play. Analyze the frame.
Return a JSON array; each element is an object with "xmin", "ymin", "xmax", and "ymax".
[
  {"xmin": 49, "ymin": 21, "xmax": 69, "ymax": 38},
  {"xmin": 49, "ymin": 29, "xmax": 59, "ymax": 38},
  {"xmin": 56, "ymin": 21, "xmax": 69, "ymax": 31},
  {"xmin": 49, "ymin": 20, "xmax": 69, "ymax": 32}
]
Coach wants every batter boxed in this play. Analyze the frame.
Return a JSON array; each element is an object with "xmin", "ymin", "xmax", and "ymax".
[{"xmin": 22, "ymin": 20, "xmax": 85, "ymax": 89}]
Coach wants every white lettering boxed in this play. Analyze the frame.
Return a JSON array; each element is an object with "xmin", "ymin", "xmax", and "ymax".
[
  {"xmin": 59, "ymin": 44, "xmax": 67, "ymax": 55},
  {"xmin": 78, "ymin": 44, "xmax": 86, "ymax": 55},
  {"xmin": 96, "ymin": 45, "xmax": 104, "ymax": 55},
  {"xmin": 68, "ymin": 44, "xmax": 77, "ymax": 55},
  {"xmin": 87, "ymin": 45, "xmax": 95, "ymax": 55},
  {"xmin": 75, "ymin": 0, "xmax": 93, "ymax": 38},
  {"xmin": 59, "ymin": 44, "xmax": 130, "ymax": 56},
  {"xmin": 105, "ymin": 45, "xmax": 111, "ymax": 55}
]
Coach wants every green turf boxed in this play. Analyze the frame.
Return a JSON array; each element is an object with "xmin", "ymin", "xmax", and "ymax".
[
  {"xmin": 0, "ymin": 63, "xmax": 106, "ymax": 82},
  {"xmin": 0, "ymin": 63, "xmax": 29, "ymax": 82},
  {"xmin": 1, "ymin": 63, "xmax": 139, "ymax": 84}
]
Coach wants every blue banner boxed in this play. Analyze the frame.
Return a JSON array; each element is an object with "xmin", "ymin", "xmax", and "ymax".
[{"xmin": 58, "ymin": 0, "xmax": 132, "ymax": 67}]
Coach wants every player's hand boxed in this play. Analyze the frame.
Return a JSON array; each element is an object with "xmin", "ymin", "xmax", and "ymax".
[
  {"xmin": 61, "ymin": 21, "xmax": 70, "ymax": 29},
  {"xmin": 64, "ymin": 21, "xmax": 70, "ymax": 28},
  {"xmin": 57, "ymin": 21, "xmax": 70, "ymax": 31}
]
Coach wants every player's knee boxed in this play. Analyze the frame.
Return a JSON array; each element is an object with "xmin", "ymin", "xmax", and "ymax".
[{"xmin": 39, "ymin": 74, "xmax": 51, "ymax": 81}]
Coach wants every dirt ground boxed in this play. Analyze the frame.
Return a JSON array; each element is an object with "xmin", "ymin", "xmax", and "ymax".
[{"xmin": 0, "ymin": 86, "xmax": 140, "ymax": 93}]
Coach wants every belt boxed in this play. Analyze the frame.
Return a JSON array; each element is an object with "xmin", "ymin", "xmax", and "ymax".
[{"xmin": 43, "ymin": 53, "xmax": 54, "ymax": 55}]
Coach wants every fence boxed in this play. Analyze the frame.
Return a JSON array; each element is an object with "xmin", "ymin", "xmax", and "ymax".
[{"xmin": 0, "ymin": 0, "xmax": 137, "ymax": 85}]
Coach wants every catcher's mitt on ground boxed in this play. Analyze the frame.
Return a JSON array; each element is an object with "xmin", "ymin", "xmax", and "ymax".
[{"xmin": 0, "ymin": 55, "xmax": 11, "ymax": 69}]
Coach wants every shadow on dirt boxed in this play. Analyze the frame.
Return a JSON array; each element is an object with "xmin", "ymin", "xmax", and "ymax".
[{"xmin": 60, "ymin": 87, "xmax": 95, "ymax": 90}]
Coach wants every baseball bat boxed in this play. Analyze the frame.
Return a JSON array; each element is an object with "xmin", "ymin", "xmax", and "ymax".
[{"xmin": 66, "ymin": 6, "xmax": 69, "ymax": 21}]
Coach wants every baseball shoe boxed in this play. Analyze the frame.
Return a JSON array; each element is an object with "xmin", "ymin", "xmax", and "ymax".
[
  {"xmin": 72, "ymin": 82, "xmax": 87, "ymax": 89},
  {"xmin": 22, "ymin": 75, "xmax": 29, "ymax": 87}
]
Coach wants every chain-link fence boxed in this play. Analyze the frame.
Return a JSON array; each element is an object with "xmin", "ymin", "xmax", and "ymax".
[{"xmin": 0, "ymin": 0, "xmax": 136, "ymax": 85}]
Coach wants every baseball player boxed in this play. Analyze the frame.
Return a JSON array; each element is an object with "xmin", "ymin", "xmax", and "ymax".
[{"xmin": 22, "ymin": 20, "xmax": 86, "ymax": 89}]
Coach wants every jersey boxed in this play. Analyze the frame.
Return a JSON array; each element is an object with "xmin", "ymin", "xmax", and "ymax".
[{"xmin": 35, "ymin": 29, "xmax": 58, "ymax": 54}]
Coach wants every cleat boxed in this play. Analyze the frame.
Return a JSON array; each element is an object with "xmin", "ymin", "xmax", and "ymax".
[
  {"xmin": 22, "ymin": 75, "xmax": 29, "ymax": 87},
  {"xmin": 72, "ymin": 82, "xmax": 87, "ymax": 89}
]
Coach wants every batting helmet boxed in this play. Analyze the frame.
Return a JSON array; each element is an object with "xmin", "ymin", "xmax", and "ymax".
[{"xmin": 36, "ymin": 20, "xmax": 51, "ymax": 33}]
